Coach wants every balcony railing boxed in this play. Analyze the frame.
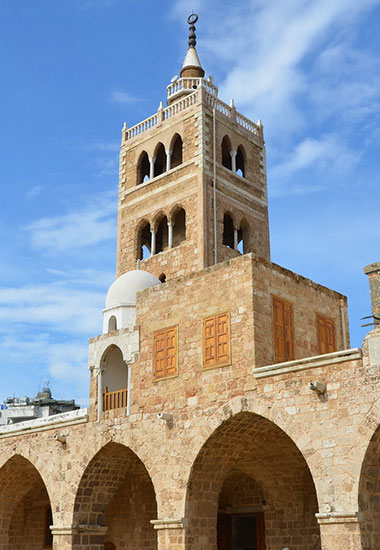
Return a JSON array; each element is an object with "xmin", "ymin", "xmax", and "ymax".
[
  {"xmin": 167, "ymin": 77, "xmax": 218, "ymax": 102},
  {"xmin": 103, "ymin": 387, "xmax": 128, "ymax": 411},
  {"xmin": 124, "ymin": 87, "xmax": 261, "ymax": 142}
]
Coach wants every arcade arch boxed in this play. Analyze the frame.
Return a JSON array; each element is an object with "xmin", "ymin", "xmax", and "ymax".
[
  {"xmin": 0, "ymin": 455, "xmax": 53, "ymax": 550},
  {"xmin": 185, "ymin": 411, "xmax": 321, "ymax": 550},
  {"xmin": 72, "ymin": 442, "xmax": 157, "ymax": 550},
  {"xmin": 359, "ymin": 423, "xmax": 380, "ymax": 549}
]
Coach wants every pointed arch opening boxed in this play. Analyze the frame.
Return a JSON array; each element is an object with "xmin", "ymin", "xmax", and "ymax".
[
  {"xmin": 72, "ymin": 443, "xmax": 158, "ymax": 550},
  {"xmin": 237, "ymin": 219, "xmax": 250, "ymax": 255},
  {"xmin": 185, "ymin": 412, "xmax": 321, "ymax": 550},
  {"xmin": 137, "ymin": 221, "xmax": 151, "ymax": 260},
  {"xmin": 223, "ymin": 213, "xmax": 234, "ymax": 248},
  {"xmin": 170, "ymin": 134, "xmax": 183, "ymax": 169},
  {"xmin": 159, "ymin": 273, "xmax": 166, "ymax": 283},
  {"xmin": 0, "ymin": 455, "xmax": 53, "ymax": 550},
  {"xmin": 236, "ymin": 145, "xmax": 246, "ymax": 177},
  {"xmin": 137, "ymin": 151, "xmax": 150, "ymax": 185},
  {"xmin": 101, "ymin": 345, "xmax": 128, "ymax": 411},
  {"xmin": 153, "ymin": 143, "xmax": 166, "ymax": 178},
  {"xmin": 155, "ymin": 215, "xmax": 168, "ymax": 254},
  {"xmin": 172, "ymin": 207, "xmax": 186, "ymax": 247},
  {"xmin": 359, "ymin": 423, "xmax": 380, "ymax": 548},
  {"xmin": 222, "ymin": 136, "xmax": 232, "ymax": 170}
]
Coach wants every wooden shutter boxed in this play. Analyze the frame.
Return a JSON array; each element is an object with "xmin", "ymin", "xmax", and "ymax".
[
  {"xmin": 317, "ymin": 315, "xmax": 336, "ymax": 354},
  {"xmin": 153, "ymin": 326, "xmax": 178, "ymax": 380},
  {"xmin": 203, "ymin": 312, "xmax": 231, "ymax": 368},
  {"xmin": 272, "ymin": 296, "xmax": 294, "ymax": 363}
]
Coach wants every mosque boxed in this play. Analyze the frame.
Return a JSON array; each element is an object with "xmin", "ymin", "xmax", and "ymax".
[{"xmin": 0, "ymin": 14, "xmax": 380, "ymax": 550}]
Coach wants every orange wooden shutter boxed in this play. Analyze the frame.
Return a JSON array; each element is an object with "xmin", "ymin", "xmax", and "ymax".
[
  {"xmin": 273, "ymin": 296, "xmax": 294, "ymax": 362},
  {"xmin": 203, "ymin": 316, "xmax": 217, "ymax": 367},
  {"xmin": 216, "ymin": 313, "xmax": 230, "ymax": 365},
  {"xmin": 273, "ymin": 297, "xmax": 285, "ymax": 362},
  {"xmin": 165, "ymin": 327, "xmax": 178, "ymax": 376},
  {"xmin": 153, "ymin": 326, "xmax": 178, "ymax": 379},
  {"xmin": 317, "ymin": 315, "xmax": 336, "ymax": 354}
]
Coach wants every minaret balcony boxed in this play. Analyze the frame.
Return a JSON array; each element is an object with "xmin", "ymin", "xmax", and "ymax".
[{"xmin": 167, "ymin": 76, "xmax": 218, "ymax": 104}]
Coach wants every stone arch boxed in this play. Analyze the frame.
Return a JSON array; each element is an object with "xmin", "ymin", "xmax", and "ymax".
[
  {"xmin": 72, "ymin": 442, "xmax": 158, "ymax": 550},
  {"xmin": 221, "ymin": 135, "xmax": 232, "ymax": 170},
  {"xmin": 170, "ymin": 133, "xmax": 183, "ymax": 169},
  {"xmin": 137, "ymin": 150, "xmax": 150, "ymax": 184},
  {"xmin": 236, "ymin": 144, "xmax": 246, "ymax": 177},
  {"xmin": 0, "ymin": 454, "xmax": 54, "ymax": 550},
  {"xmin": 153, "ymin": 211, "xmax": 168, "ymax": 254},
  {"xmin": 222, "ymin": 211, "xmax": 235, "ymax": 248},
  {"xmin": 237, "ymin": 217, "xmax": 250, "ymax": 254},
  {"xmin": 184, "ymin": 404, "xmax": 322, "ymax": 550},
  {"xmin": 100, "ymin": 345, "xmax": 128, "ymax": 411},
  {"xmin": 136, "ymin": 219, "xmax": 151, "ymax": 260},
  {"xmin": 153, "ymin": 142, "xmax": 166, "ymax": 178},
  {"xmin": 170, "ymin": 205, "xmax": 186, "ymax": 247},
  {"xmin": 358, "ymin": 397, "xmax": 380, "ymax": 549}
]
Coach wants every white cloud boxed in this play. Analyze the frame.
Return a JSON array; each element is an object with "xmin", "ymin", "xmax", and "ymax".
[
  {"xmin": 26, "ymin": 192, "xmax": 116, "ymax": 254},
  {"xmin": 84, "ymin": 140, "xmax": 120, "ymax": 152},
  {"xmin": 0, "ymin": 282, "xmax": 105, "ymax": 334},
  {"xmin": 110, "ymin": 91, "xmax": 141, "ymax": 104},
  {"xmin": 172, "ymin": 0, "xmax": 380, "ymax": 136},
  {"xmin": 27, "ymin": 185, "xmax": 43, "ymax": 200},
  {"xmin": 270, "ymin": 134, "xmax": 360, "ymax": 194}
]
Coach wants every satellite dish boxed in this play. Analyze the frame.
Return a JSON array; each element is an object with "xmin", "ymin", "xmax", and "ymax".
[{"xmin": 171, "ymin": 75, "xmax": 178, "ymax": 83}]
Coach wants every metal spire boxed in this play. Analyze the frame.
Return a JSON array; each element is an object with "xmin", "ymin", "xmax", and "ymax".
[{"xmin": 187, "ymin": 13, "xmax": 198, "ymax": 48}]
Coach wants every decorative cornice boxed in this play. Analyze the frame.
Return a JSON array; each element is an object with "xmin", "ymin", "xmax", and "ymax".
[{"xmin": 253, "ymin": 348, "xmax": 362, "ymax": 379}]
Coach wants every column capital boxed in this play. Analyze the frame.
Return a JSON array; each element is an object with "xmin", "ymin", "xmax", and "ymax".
[
  {"xmin": 150, "ymin": 518, "xmax": 187, "ymax": 530},
  {"xmin": 315, "ymin": 511, "xmax": 359, "ymax": 525},
  {"xmin": 50, "ymin": 525, "xmax": 108, "ymax": 535},
  {"xmin": 94, "ymin": 366, "xmax": 105, "ymax": 377}
]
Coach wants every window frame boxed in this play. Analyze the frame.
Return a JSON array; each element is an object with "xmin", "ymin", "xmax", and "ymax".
[
  {"xmin": 272, "ymin": 295, "xmax": 295, "ymax": 363},
  {"xmin": 316, "ymin": 314, "xmax": 336, "ymax": 354},
  {"xmin": 153, "ymin": 325, "xmax": 179, "ymax": 381},
  {"xmin": 202, "ymin": 311, "xmax": 231, "ymax": 370}
]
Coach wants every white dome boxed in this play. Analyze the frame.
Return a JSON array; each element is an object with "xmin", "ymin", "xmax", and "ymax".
[{"xmin": 105, "ymin": 270, "xmax": 161, "ymax": 309}]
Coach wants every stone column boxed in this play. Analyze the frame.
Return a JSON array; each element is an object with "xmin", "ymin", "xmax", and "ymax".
[
  {"xmin": 233, "ymin": 226, "xmax": 239, "ymax": 250},
  {"xmin": 364, "ymin": 262, "xmax": 380, "ymax": 324},
  {"xmin": 151, "ymin": 230, "xmax": 156, "ymax": 256},
  {"xmin": 231, "ymin": 150, "xmax": 237, "ymax": 172},
  {"xmin": 151, "ymin": 518, "xmax": 186, "ymax": 550},
  {"xmin": 316, "ymin": 512, "xmax": 362, "ymax": 550},
  {"xmin": 94, "ymin": 367, "xmax": 104, "ymax": 421},
  {"xmin": 149, "ymin": 156, "xmax": 155, "ymax": 180},
  {"xmin": 168, "ymin": 221, "xmax": 173, "ymax": 248},
  {"xmin": 52, "ymin": 525, "xmax": 108, "ymax": 550},
  {"xmin": 166, "ymin": 150, "xmax": 172, "ymax": 172}
]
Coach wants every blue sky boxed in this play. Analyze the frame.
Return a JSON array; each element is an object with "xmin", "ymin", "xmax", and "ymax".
[{"xmin": 0, "ymin": 0, "xmax": 379, "ymax": 406}]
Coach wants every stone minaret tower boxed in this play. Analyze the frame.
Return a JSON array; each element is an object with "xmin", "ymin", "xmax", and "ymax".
[{"xmin": 116, "ymin": 14, "xmax": 270, "ymax": 282}]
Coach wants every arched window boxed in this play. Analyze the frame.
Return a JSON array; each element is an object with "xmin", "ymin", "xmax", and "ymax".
[
  {"xmin": 153, "ymin": 143, "xmax": 166, "ymax": 178},
  {"xmin": 138, "ymin": 221, "xmax": 151, "ymax": 260},
  {"xmin": 159, "ymin": 273, "xmax": 166, "ymax": 283},
  {"xmin": 155, "ymin": 215, "xmax": 168, "ymax": 254},
  {"xmin": 223, "ymin": 213, "xmax": 234, "ymax": 248},
  {"xmin": 137, "ymin": 151, "xmax": 150, "ymax": 184},
  {"xmin": 237, "ymin": 219, "xmax": 249, "ymax": 254},
  {"xmin": 102, "ymin": 346, "xmax": 128, "ymax": 411},
  {"xmin": 222, "ymin": 136, "xmax": 232, "ymax": 170},
  {"xmin": 171, "ymin": 134, "xmax": 183, "ymax": 169},
  {"xmin": 172, "ymin": 208, "xmax": 186, "ymax": 247},
  {"xmin": 108, "ymin": 316, "xmax": 117, "ymax": 332},
  {"xmin": 236, "ymin": 145, "xmax": 246, "ymax": 177}
]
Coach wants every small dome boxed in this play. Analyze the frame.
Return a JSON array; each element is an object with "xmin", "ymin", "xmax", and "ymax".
[{"xmin": 105, "ymin": 270, "xmax": 161, "ymax": 309}]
